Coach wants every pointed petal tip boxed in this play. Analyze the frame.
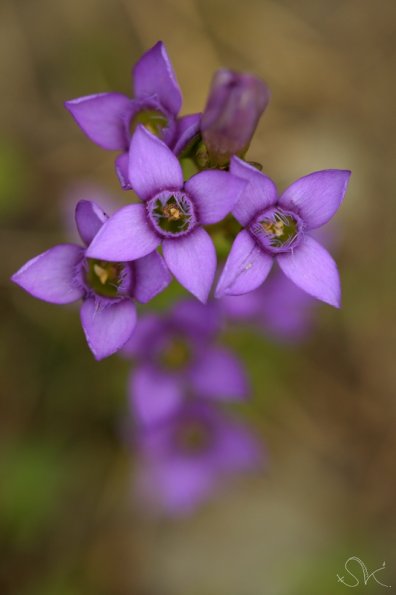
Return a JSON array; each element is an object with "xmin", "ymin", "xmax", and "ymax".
[
  {"xmin": 162, "ymin": 230, "xmax": 216, "ymax": 304},
  {"xmin": 81, "ymin": 298, "xmax": 137, "ymax": 360},
  {"xmin": 277, "ymin": 236, "xmax": 341, "ymax": 308},
  {"xmin": 11, "ymin": 244, "xmax": 84, "ymax": 304},
  {"xmin": 129, "ymin": 126, "xmax": 183, "ymax": 199}
]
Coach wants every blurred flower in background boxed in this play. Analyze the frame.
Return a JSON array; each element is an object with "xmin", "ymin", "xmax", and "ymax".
[
  {"xmin": 124, "ymin": 299, "xmax": 249, "ymax": 427},
  {"xmin": 219, "ymin": 266, "xmax": 317, "ymax": 342},
  {"xmin": 134, "ymin": 401, "xmax": 262, "ymax": 516}
]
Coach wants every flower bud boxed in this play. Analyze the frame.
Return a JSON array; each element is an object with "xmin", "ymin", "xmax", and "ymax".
[{"xmin": 201, "ymin": 69, "xmax": 270, "ymax": 167}]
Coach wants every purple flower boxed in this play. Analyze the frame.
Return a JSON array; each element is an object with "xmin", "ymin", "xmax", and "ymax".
[
  {"xmin": 123, "ymin": 299, "xmax": 249, "ymax": 427},
  {"xmin": 215, "ymin": 158, "xmax": 351, "ymax": 307},
  {"xmin": 171, "ymin": 112, "xmax": 202, "ymax": 157},
  {"xmin": 135, "ymin": 401, "xmax": 262, "ymax": 516},
  {"xmin": 220, "ymin": 267, "xmax": 318, "ymax": 342},
  {"xmin": 201, "ymin": 69, "xmax": 270, "ymax": 167},
  {"xmin": 11, "ymin": 200, "xmax": 171, "ymax": 360},
  {"xmin": 86, "ymin": 126, "xmax": 247, "ymax": 303},
  {"xmin": 65, "ymin": 41, "xmax": 182, "ymax": 190}
]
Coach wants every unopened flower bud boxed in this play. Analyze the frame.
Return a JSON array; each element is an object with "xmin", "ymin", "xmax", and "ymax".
[{"xmin": 201, "ymin": 69, "xmax": 270, "ymax": 167}]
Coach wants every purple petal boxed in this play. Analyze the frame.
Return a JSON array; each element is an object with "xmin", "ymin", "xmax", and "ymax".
[
  {"xmin": 132, "ymin": 41, "xmax": 182, "ymax": 115},
  {"xmin": 218, "ymin": 291, "xmax": 262, "ymax": 320},
  {"xmin": 277, "ymin": 235, "xmax": 341, "ymax": 307},
  {"xmin": 189, "ymin": 347, "xmax": 249, "ymax": 400},
  {"xmin": 129, "ymin": 365, "xmax": 183, "ymax": 427},
  {"xmin": 80, "ymin": 297, "xmax": 137, "ymax": 360},
  {"xmin": 115, "ymin": 152, "xmax": 132, "ymax": 190},
  {"xmin": 86, "ymin": 204, "xmax": 160, "ymax": 261},
  {"xmin": 214, "ymin": 420, "xmax": 263, "ymax": 473},
  {"xmin": 128, "ymin": 126, "xmax": 183, "ymax": 200},
  {"xmin": 230, "ymin": 157, "xmax": 278, "ymax": 225},
  {"xmin": 65, "ymin": 93, "xmax": 133, "ymax": 151},
  {"xmin": 172, "ymin": 113, "xmax": 201, "ymax": 155},
  {"xmin": 170, "ymin": 299, "xmax": 221, "ymax": 342},
  {"xmin": 136, "ymin": 457, "xmax": 215, "ymax": 516},
  {"xmin": 121, "ymin": 314, "xmax": 163, "ymax": 359},
  {"xmin": 133, "ymin": 251, "xmax": 171, "ymax": 303},
  {"xmin": 278, "ymin": 169, "xmax": 351, "ymax": 230},
  {"xmin": 162, "ymin": 228, "xmax": 216, "ymax": 303},
  {"xmin": 75, "ymin": 200, "xmax": 108, "ymax": 246},
  {"xmin": 258, "ymin": 270, "xmax": 315, "ymax": 342},
  {"xmin": 185, "ymin": 170, "xmax": 247, "ymax": 225},
  {"xmin": 215, "ymin": 230, "xmax": 273, "ymax": 297},
  {"xmin": 11, "ymin": 244, "xmax": 84, "ymax": 304}
]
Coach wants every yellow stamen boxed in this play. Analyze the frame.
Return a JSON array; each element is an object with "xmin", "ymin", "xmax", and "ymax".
[
  {"xmin": 93, "ymin": 264, "xmax": 109, "ymax": 285},
  {"xmin": 262, "ymin": 220, "xmax": 285, "ymax": 236}
]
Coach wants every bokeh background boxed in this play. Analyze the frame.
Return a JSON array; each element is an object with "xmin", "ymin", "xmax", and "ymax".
[{"xmin": 1, "ymin": 0, "xmax": 396, "ymax": 593}]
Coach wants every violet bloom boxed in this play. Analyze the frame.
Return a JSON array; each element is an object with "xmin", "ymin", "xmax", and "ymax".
[
  {"xmin": 11, "ymin": 200, "xmax": 171, "ymax": 360},
  {"xmin": 215, "ymin": 158, "xmax": 351, "ymax": 307},
  {"xmin": 135, "ymin": 402, "xmax": 261, "ymax": 516},
  {"xmin": 123, "ymin": 299, "xmax": 248, "ymax": 427},
  {"xmin": 65, "ymin": 41, "xmax": 182, "ymax": 190},
  {"xmin": 86, "ymin": 126, "xmax": 247, "ymax": 303},
  {"xmin": 201, "ymin": 69, "xmax": 270, "ymax": 167},
  {"xmin": 171, "ymin": 112, "xmax": 201, "ymax": 157},
  {"xmin": 220, "ymin": 267, "xmax": 317, "ymax": 342}
]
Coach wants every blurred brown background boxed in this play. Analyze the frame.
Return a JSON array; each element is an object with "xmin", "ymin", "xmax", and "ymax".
[{"xmin": 1, "ymin": 0, "xmax": 395, "ymax": 593}]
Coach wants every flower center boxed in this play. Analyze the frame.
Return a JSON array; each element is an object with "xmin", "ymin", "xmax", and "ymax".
[
  {"xmin": 174, "ymin": 419, "xmax": 212, "ymax": 455},
  {"xmin": 130, "ymin": 109, "xmax": 168, "ymax": 138},
  {"xmin": 159, "ymin": 338, "xmax": 191, "ymax": 371},
  {"xmin": 147, "ymin": 191, "xmax": 196, "ymax": 237},
  {"xmin": 250, "ymin": 207, "xmax": 303, "ymax": 254},
  {"xmin": 86, "ymin": 259, "xmax": 125, "ymax": 298}
]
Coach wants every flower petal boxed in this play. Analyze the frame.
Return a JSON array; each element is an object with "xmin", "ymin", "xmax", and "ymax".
[
  {"xmin": 129, "ymin": 365, "xmax": 183, "ymax": 427},
  {"xmin": 162, "ymin": 228, "xmax": 216, "ymax": 303},
  {"xmin": 172, "ymin": 113, "xmax": 201, "ymax": 155},
  {"xmin": 132, "ymin": 41, "xmax": 182, "ymax": 115},
  {"xmin": 121, "ymin": 314, "xmax": 163, "ymax": 359},
  {"xmin": 215, "ymin": 230, "xmax": 273, "ymax": 297},
  {"xmin": 277, "ymin": 235, "xmax": 341, "ymax": 307},
  {"xmin": 80, "ymin": 297, "xmax": 137, "ymax": 360},
  {"xmin": 278, "ymin": 169, "xmax": 351, "ymax": 230},
  {"xmin": 11, "ymin": 244, "xmax": 84, "ymax": 304},
  {"xmin": 214, "ymin": 419, "xmax": 262, "ymax": 473},
  {"xmin": 75, "ymin": 200, "xmax": 108, "ymax": 246},
  {"xmin": 133, "ymin": 251, "xmax": 171, "ymax": 303},
  {"xmin": 128, "ymin": 126, "xmax": 183, "ymax": 200},
  {"xmin": 65, "ymin": 93, "xmax": 133, "ymax": 150},
  {"xmin": 185, "ymin": 170, "xmax": 247, "ymax": 225},
  {"xmin": 189, "ymin": 347, "xmax": 249, "ymax": 400},
  {"xmin": 86, "ymin": 204, "xmax": 160, "ymax": 261},
  {"xmin": 115, "ymin": 152, "xmax": 132, "ymax": 190},
  {"xmin": 230, "ymin": 157, "xmax": 278, "ymax": 225},
  {"xmin": 136, "ymin": 456, "xmax": 215, "ymax": 516},
  {"xmin": 170, "ymin": 299, "xmax": 221, "ymax": 342}
]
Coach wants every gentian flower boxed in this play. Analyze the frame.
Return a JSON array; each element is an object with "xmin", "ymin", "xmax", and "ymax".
[
  {"xmin": 171, "ymin": 112, "xmax": 201, "ymax": 157},
  {"xmin": 123, "ymin": 299, "xmax": 249, "ymax": 427},
  {"xmin": 220, "ymin": 267, "xmax": 317, "ymax": 342},
  {"xmin": 135, "ymin": 401, "xmax": 261, "ymax": 516},
  {"xmin": 65, "ymin": 41, "xmax": 182, "ymax": 190},
  {"xmin": 200, "ymin": 69, "xmax": 270, "ymax": 167},
  {"xmin": 86, "ymin": 126, "xmax": 247, "ymax": 303},
  {"xmin": 215, "ymin": 158, "xmax": 351, "ymax": 307},
  {"xmin": 11, "ymin": 200, "xmax": 171, "ymax": 360}
]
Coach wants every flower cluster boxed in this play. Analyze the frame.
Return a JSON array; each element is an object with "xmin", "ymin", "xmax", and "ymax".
[{"xmin": 12, "ymin": 41, "xmax": 351, "ymax": 514}]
